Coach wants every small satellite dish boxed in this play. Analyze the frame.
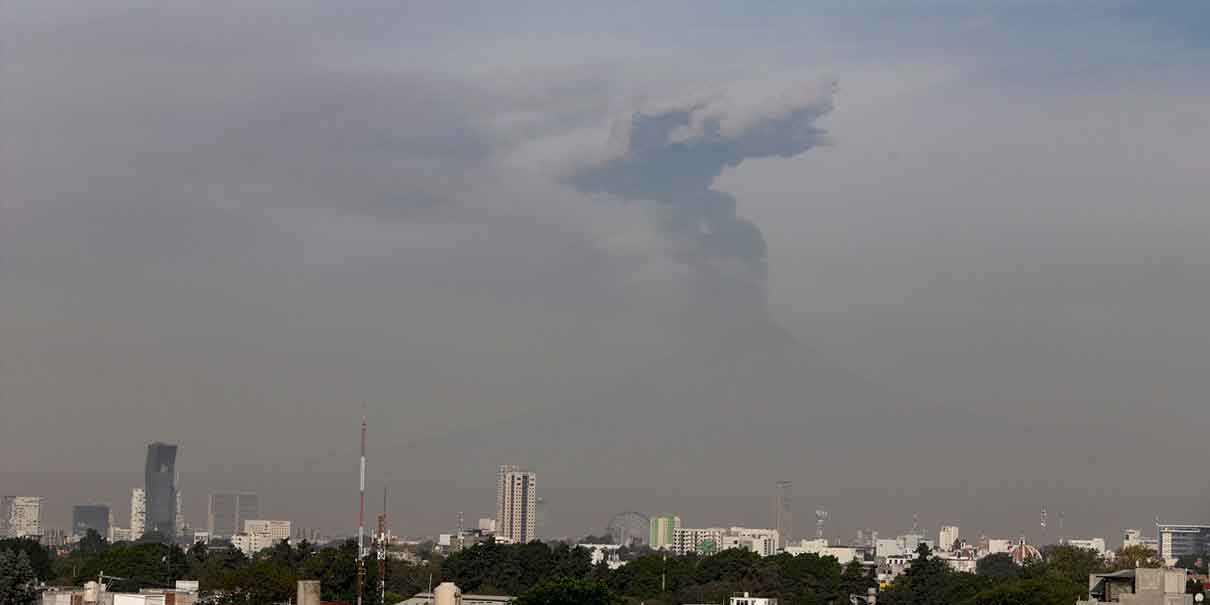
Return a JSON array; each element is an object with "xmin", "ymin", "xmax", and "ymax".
[{"xmin": 1195, "ymin": 593, "xmax": 1204, "ymax": 602}]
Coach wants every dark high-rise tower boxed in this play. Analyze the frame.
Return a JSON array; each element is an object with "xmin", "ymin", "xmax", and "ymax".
[
  {"xmin": 144, "ymin": 443, "xmax": 178, "ymax": 540},
  {"xmin": 72, "ymin": 505, "xmax": 110, "ymax": 538},
  {"xmin": 207, "ymin": 492, "xmax": 259, "ymax": 538}
]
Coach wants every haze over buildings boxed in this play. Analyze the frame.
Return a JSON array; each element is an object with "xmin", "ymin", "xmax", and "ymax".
[{"xmin": 2, "ymin": 1, "xmax": 1210, "ymax": 540}]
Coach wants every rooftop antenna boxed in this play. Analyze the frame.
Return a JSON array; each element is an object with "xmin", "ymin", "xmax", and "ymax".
[
  {"xmin": 458, "ymin": 511, "xmax": 465, "ymax": 551},
  {"xmin": 1041, "ymin": 507, "xmax": 1047, "ymax": 543},
  {"xmin": 357, "ymin": 413, "xmax": 366, "ymax": 605}
]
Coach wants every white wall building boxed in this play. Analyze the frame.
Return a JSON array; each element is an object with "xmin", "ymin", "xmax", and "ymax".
[
  {"xmin": 672, "ymin": 527, "xmax": 727, "ymax": 556},
  {"xmin": 728, "ymin": 528, "xmax": 780, "ymax": 556},
  {"xmin": 985, "ymin": 539, "xmax": 1012, "ymax": 555},
  {"xmin": 730, "ymin": 593, "xmax": 777, "ymax": 605},
  {"xmin": 782, "ymin": 539, "xmax": 859, "ymax": 562},
  {"xmin": 876, "ymin": 538, "xmax": 905, "ymax": 558},
  {"xmin": 232, "ymin": 532, "xmax": 280, "ymax": 556},
  {"xmin": 938, "ymin": 526, "xmax": 960, "ymax": 552},
  {"xmin": 495, "ymin": 465, "xmax": 537, "ymax": 544},
  {"xmin": 2, "ymin": 496, "xmax": 43, "ymax": 538},
  {"xmin": 244, "ymin": 520, "xmax": 291, "ymax": 543},
  {"xmin": 577, "ymin": 543, "xmax": 626, "ymax": 570},
  {"xmin": 175, "ymin": 491, "xmax": 185, "ymax": 537},
  {"xmin": 939, "ymin": 553, "xmax": 977, "ymax": 573},
  {"xmin": 131, "ymin": 488, "xmax": 146, "ymax": 539},
  {"xmin": 1065, "ymin": 538, "xmax": 1107, "ymax": 556}
]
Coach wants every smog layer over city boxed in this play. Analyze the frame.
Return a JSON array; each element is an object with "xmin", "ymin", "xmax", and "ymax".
[{"xmin": 3, "ymin": 2, "xmax": 1210, "ymax": 604}]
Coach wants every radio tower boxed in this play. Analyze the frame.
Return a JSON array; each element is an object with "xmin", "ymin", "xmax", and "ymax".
[
  {"xmin": 357, "ymin": 415, "xmax": 366, "ymax": 605},
  {"xmin": 377, "ymin": 487, "xmax": 387, "ymax": 605}
]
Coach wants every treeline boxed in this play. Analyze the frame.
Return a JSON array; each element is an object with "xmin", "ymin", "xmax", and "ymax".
[{"xmin": 3, "ymin": 532, "xmax": 1200, "ymax": 605}]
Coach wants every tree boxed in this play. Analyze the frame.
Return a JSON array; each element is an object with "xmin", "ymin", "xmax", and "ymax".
[
  {"xmin": 514, "ymin": 578, "xmax": 623, "ymax": 605},
  {"xmin": 78, "ymin": 529, "xmax": 108, "ymax": 558},
  {"xmin": 882, "ymin": 544, "xmax": 984, "ymax": 605},
  {"xmin": 969, "ymin": 577, "xmax": 1083, "ymax": 605},
  {"xmin": 0, "ymin": 549, "xmax": 39, "ymax": 605},
  {"xmin": 1175, "ymin": 554, "xmax": 1208, "ymax": 574},
  {"xmin": 840, "ymin": 559, "xmax": 876, "ymax": 601},
  {"xmin": 1045, "ymin": 544, "xmax": 1106, "ymax": 586},
  {"xmin": 975, "ymin": 553, "xmax": 1020, "ymax": 581},
  {"xmin": 0, "ymin": 540, "xmax": 50, "ymax": 582},
  {"xmin": 1111, "ymin": 545, "xmax": 1163, "ymax": 571}
]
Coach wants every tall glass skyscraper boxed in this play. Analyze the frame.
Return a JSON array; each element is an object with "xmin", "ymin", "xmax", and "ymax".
[{"xmin": 144, "ymin": 443, "xmax": 178, "ymax": 540}]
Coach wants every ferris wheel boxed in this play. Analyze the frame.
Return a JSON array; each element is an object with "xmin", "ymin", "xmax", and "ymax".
[{"xmin": 606, "ymin": 511, "xmax": 650, "ymax": 547}]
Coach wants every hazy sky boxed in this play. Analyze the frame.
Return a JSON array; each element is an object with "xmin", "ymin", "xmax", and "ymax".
[{"xmin": 3, "ymin": 1, "xmax": 1209, "ymax": 545}]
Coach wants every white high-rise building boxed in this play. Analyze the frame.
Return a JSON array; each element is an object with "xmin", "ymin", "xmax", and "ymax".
[
  {"xmin": 495, "ymin": 465, "xmax": 537, "ymax": 544},
  {"xmin": 131, "ymin": 488, "xmax": 146, "ymax": 539},
  {"xmin": 939, "ymin": 526, "xmax": 960, "ymax": 551},
  {"xmin": 175, "ymin": 491, "xmax": 185, "ymax": 536},
  {"xmin": 2, "ymin": 496, "xmax": 43, "ymax": 538}
]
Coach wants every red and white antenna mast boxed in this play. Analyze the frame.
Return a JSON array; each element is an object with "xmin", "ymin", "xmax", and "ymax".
[{"xmin": 357, "ymin": 414, "xmax": 366, "ymax": 605}]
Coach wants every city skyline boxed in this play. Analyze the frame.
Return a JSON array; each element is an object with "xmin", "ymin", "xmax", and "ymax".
[{"xmin": 4, "ymin": 1, "xmax": 1210, "ymax": 548}]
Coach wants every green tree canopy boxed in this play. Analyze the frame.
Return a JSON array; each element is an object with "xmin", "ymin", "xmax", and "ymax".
[
  {"xmin": 0, "ymin": 549, "xmax": 39, "ymax": 605},
  {"xmin": 1044, "ymin": 544, "xmax": 1107, "ymax": 586},
  {"xmin": 975, "ymin": 553, "xmax": 1020, "ymax": 581},
  {"xmin": 514, "ymin": 577, "xmax": 622, "ymax": 605},
  {"xmin": 0, "ymin": 540, "xmax": 50, "ymax": 582},
  {"xmin": 1111, "ymin": 545, "xmax": 1163, "ymax": 571}
]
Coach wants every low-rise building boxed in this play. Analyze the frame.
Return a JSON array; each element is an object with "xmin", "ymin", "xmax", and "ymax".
[
  {"xmin": 671, "ymin": 527, "xmax": 779, "ymax": 557},
  {"xmin": 672, "ymin": 528, "xmax": 726, "ymax": 556},
  {"xmin": 1076, "ymin": 567, "xmax": 1192, "ymax": 604},
  {"xmin": 577, "ymin": 543, "xmax": 625, "ymax": 570},
  {"xmin": 782, "ymin": 539, "xmax": 860, "ymax": 563},
  {"xmin": 875, "ymin": 538, "xmax": 905, "ymax": 558},
  {"xmin": 1066, "ymin": 538, "xmax": 1108, "ymax": 556},
  {"xmin": 232, "ymin": 532, "xmax": 281, "ymax": 556},
  {"xmin": 729, "ymin": 592, "xmax": 777, "ymax": 605},
  {"xmin": 243, "ymin": 520, "xmax": 291, "ymax": 542}
]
